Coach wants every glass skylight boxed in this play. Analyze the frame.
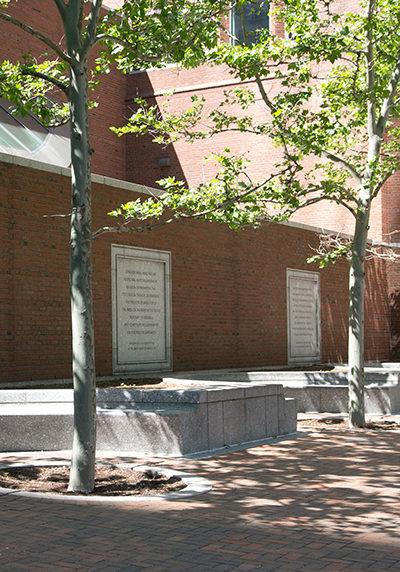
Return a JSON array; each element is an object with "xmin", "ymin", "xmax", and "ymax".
[{"xmin": 0, "ymin": 99, "xmax": 70, "ymax": 168}]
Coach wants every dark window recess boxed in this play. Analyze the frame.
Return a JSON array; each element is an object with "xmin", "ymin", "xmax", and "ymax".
[{"xmin": 231, "ymin": 1, "xmax": 269, "ymax": 46}]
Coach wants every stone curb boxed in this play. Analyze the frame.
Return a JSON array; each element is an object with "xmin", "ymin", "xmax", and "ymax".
[
  {"xmin": 0, "ymin": 382, "xmax": 283, "ymax": 404},
  {"xmin": 0, "ymin": 462, "xmax": 212, "ymax": 503}
]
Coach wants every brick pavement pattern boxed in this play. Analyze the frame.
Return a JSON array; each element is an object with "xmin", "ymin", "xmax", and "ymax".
[{"xmin": 0, "ymin": 430, "xmax": 399, "ymax": 571}]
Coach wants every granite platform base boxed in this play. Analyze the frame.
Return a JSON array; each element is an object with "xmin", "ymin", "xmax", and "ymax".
[
  {"xmin": 171, "ymin": 366, "xmax": 400, "ymax": 415},
  {"xmin": 0, "ymin": 382, "xmax": 297, "ymax": 454}
]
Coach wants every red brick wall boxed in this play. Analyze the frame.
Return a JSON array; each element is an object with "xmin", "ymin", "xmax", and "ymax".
[
  {"xmin": 377, "ymin": 171, "xmax": 400, "ymax": 359},
  {"xmin": 2, "ymin": 2, "xmax": 392, "ymax": 241},
  {"xmin": 124, "ymin": 0, "xmax": 388, "ymax": 241},
  {"xmin": 385, "ymin": 258, "xmax": 400, "ymax": 360},
  {"xmin": 0, "ymin": 161, "xmax": 391, "ymax": 383},
  {"xmin": 126, "ymin": 63, "xmax": 389, "ymax": 240},
  {"xmin": 0, "ymin": 0, "xmax": 126, "ymax": 180},
  {"xmin": 381, "ymin": 171, "xmax": 400, "ymax": 243}
]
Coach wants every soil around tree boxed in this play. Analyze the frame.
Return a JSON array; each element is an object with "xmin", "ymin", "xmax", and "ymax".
[
  {"xmin": 9, "ymin": 378, "xmax": 163, "ymax": 390},
  {"xmin": 3, "ymin": 378, "xmax": 234, "ymax": 390},
  {"xmin": 0, "ymin": 466, "xmax": 187, "ymax": 496},
  {"xmin": 298, "ymin": 417, "xmax": 400, "ymax": 431}
]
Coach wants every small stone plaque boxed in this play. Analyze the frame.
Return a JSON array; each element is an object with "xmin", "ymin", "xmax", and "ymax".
[
  {"xmin": 287, "ymin": 269, "xmax": 320, "ymax": 364},
  {"xmin": 112, "ymin": 245, "xmax": 172, "ymax": 373}
]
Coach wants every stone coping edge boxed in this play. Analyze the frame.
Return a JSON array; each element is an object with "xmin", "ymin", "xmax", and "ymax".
[
  {"xmin": 0, "ymin": 382, "xmax": 283, "ymax": 404},
  {"xmin": 0, "ymin": 152, "xmax": 159, "ymax": 197},
  {"xmin": 0, "ymin": 462, "xmax": 211, "ymax": 503}
]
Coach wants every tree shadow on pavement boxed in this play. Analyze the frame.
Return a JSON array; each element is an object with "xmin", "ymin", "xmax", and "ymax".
[{"xmin": 1, "ymin": 430, "xmax": 399, "ymax": 571}]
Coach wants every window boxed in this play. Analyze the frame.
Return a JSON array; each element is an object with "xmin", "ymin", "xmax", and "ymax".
[{"xmin": 231, "ymin": 1, "xmax": 269, "ymax": 46}]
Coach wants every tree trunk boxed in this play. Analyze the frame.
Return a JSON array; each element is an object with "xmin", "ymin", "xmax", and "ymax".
[
  {"xmin": 67, "ymin": 60, "xmax": 96, "ymax": 493},
  {"xmin": 348, "ymin": 207, "xmax": 370, "ymax": 428}
]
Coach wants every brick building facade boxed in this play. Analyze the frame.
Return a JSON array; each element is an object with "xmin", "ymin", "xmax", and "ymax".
[{"xmin": 0, "ymin": 1, "xmax": 398, "ymax": 384}]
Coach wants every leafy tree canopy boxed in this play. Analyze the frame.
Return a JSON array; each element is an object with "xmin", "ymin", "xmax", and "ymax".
[
  {"xmin": 0, "ymin": 0, "xmax": 230, "ymax": 125},
  {"xmin": 108, "ymin": 0, "xmax": 400, "ymax": 256}
]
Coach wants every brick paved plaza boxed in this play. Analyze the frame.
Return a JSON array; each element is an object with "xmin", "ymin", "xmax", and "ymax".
[{"xmin": 0, "ymin": 428, "xmax": 399, "ymax": 571}]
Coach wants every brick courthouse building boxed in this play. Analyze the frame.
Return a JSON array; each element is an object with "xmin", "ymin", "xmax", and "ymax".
[{"xmin": 0, "ymin": 0, "xmax": 398, "ymax": 384}]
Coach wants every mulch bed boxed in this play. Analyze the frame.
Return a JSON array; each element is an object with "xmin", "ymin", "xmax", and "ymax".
[
  {"xmin": 0, "ymin": 466, "xmax": 186, "ymax": 496},
  {"xmin": 5, "ymin": 378, "xmax": 220, "ymax": 391},
  {"xmin": 96, "ymin": 378, "xmax": 162, "ymax": 389},
  {"xmin": 7, "ymin": 379, "xmax": 213, "ymax": 390},
  {"xmin": 12, "ymin": 378, "xmax": 163, "ymax": 390},
  {"xmin": 298, "ymin": 418, "xmax": 400, "ymax": 431}
]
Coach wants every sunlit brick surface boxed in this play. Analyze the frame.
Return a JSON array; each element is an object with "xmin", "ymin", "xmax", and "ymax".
[
  {"xmin": 0, "ymin": 429, "xmax": 399, "ymax": 570},
  {"xmin": 0, "ymin": 162, "xmax": 391, "ymax": 383}
]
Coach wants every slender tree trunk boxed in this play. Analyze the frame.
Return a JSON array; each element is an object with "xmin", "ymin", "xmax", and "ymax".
[
  {"xmin": 67, "ymin": 59, "xmax": 96, "ymax": 493},
  {"xmin": 348, "ymin": 206, "xmax": 370, "ymax": 428}
]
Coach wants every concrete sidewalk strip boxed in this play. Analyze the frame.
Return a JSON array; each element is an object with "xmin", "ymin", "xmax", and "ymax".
[{"xmin": 0, "ymin": 428, "xmax": 399, "ymax": 571}]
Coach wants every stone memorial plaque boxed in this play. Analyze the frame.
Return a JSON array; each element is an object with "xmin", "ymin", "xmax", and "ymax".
[
  {"xmin": 112, "ymin": 245, "xmax": 172, "ymax": 373},
  {"xmin": 287, "ymin": 269, "xmax": 320, "ymax": 364}
]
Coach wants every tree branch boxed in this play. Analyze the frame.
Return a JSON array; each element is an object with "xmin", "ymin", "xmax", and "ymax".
[
  {"xmin": 256, "ymin": 76, "xmax": 361, "ymax": 183},
  {"xmin": 94, "ymin": 33, "xmax": 160, "ymax": 63},
  {"xmin": 376, "ymin": 48, "xmax": 400, "ymax": 137},
  {"xmin": 53, "ymin": 0, "xmax": 67, "ymax": 20},
  {"xmin": 298, "ymin": 194, "xmax": 356, "ymax": 217},
  {"xmin": 366, "ymin": 0, "xmax": 377, "ymax": 137},
  {"xmin": 81, "ymin": 0, "xmax": 103, "ymax": 55},
  {"xmin": 371, "ymin": 168, "xmax": 397, "ymax": 199},
  {"xmin": 320, "ymin": 150, "xmax": 362, "ymax": 182},
  {"xmin": 20, "ymin": 68, "xmax": 69, "ymax": 96},
  {"xmin": 255, "ymin": 75, "xmax": 277, "ymax": 114},
  {"xmin": 93, "ymin": 171, "xmax": 283, "ymax": 239},
  {"xmin": 0, "ymin": 10, "xmax": 71, "ymax": 63},
  {"xmin": 254, "ymin": 75, "xmax": 302, "ymax": 170},
  {"xmin": 93, "ymin": 217, "xmax": 177, "ymax": 239}
]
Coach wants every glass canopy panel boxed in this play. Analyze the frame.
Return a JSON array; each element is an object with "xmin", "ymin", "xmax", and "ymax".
[
  {"xmin": 0, "ymin": 102, "xmax": 48, "ymax": 152},
  {"xmin": 0, "ymin": 99, "xmax": 70, "ymax": 168}
]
